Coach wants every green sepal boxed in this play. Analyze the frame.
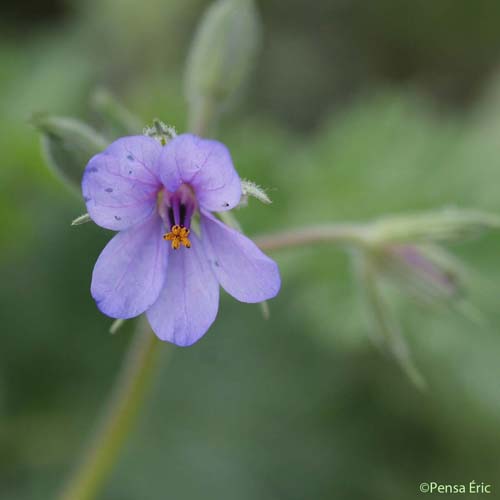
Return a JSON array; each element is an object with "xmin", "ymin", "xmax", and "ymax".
[
  {"xmin": 33, "ymin": 113, "xmax": 107, "ymax": 193},
  {"xmin": 91, "ymin": 88, "xmax": 143, "ymax": 139},
  {"xmin": 71, "ymin": 213, "xmax": 92, "ymax": 226}
]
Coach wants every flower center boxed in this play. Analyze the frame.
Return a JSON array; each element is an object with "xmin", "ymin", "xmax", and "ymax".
[{"xmin": 159, "ymin": 184, "xmax": 196, "ymax": 250}]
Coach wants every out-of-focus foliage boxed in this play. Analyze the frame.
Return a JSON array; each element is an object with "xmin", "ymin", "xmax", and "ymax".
[{"xmin": 2, "ymin": 0, "xmax": 500, "ymax": 499}]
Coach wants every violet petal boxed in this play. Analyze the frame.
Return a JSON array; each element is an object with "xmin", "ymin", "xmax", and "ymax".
[
  {"xmin": 147, "ymin": 232, "xmax": 219, "ymax": 346},
  {"xmin": 158, "ymin": 134, "xmax": 241, "ymax": 212},
  {"xmin": 201, "ymin": 211, "xmax": 281, "ymax": 303},
  {"xmin": 82, "ymin": 136, "xmax": 162, "ymax": 230},
  {"xmin": 91, "ymin": 213, "xmax": 168, "ymax": 319}
]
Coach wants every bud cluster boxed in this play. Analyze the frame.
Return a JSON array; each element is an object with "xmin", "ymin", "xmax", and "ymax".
[{"xmin": 354, "ymin": 208, "xmax": 497, "ymax": 388}]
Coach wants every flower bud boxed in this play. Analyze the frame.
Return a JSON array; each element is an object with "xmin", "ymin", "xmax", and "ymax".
[
  {"xmin": 33, "ymin": 113, "xmax": 107, "ymax": 193},
  {"xmin": 143, "ymin": 119, "xmax": 177, "ymax": 146},
  {"xmin": 375, "ymin": 242, "xmax": 485, "ymax": 326},
  {"xmin": 185, "ymin": 0, "xmax": 261, "ymax": 124},
  {"xmin": 357, "ymin": 239, "xmax": 482, "ymax": 389},
  {"xmin": 375, "ymin": 244, "xmax": 462, "ymax": 304}
]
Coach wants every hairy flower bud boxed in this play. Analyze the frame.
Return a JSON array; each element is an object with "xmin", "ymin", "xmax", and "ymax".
[
  {"xmin": 185, "ymin": 0, "xmax": 261, "ymax": 129},
  {"xmin": 357, "ymin": 238, "xmax": 480, "ymax": 389},
  {"xmin": 375, "ymin": 244, "xmax": 462, "ymax": 304},
  {"xmin": 143, "ymin": 119, "xmax": 177, "ymax": 146},
  {"xmin": 33, "ymin": 113, "xmax": 107, "ymax": 193}
]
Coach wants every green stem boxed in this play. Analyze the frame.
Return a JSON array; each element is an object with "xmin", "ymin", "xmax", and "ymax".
[
  {"xmin": 188, "ymin": 95, "xmax": 218, "ymax": 137},
  {"xmin": 253, "ymin": 223, "xmax": 370, "ymax": 251},
  {"xmin": 58, "ymin": 317, "xmax": 164, "ymax": 500}
]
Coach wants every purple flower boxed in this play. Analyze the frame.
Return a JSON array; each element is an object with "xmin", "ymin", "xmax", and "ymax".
[{"xmin": 82, "ymin": 134, "xmax": 281, "ymax": 346}]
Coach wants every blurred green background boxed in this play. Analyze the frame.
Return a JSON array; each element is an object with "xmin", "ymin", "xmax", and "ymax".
[{"xmin": 2, "ymin": 0, "xmax": 500, "ymax": 498}]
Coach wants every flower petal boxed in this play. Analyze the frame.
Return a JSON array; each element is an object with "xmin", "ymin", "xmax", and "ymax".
[
  {"xmin": 201, "ymin": 212, "xmax": 281, "ymax": 303},
  {"xmin": 91, "ymin": 214, "xmax": 168, "ymax": 319},
  {"xmin": 83, "ymin": 136, "xmax": 162, "ymax": 230},
  {"xmin": 158, "ymin": 134, "xmax": 241, "ymax": 212},
  {"xmin": 147, "ymin": 233, "xmax": 219, "ymax": 346}
]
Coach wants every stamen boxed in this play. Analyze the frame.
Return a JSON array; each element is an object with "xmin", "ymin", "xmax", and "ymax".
[{"xmin": 163, "ymin": 224, "xmax": 192, "ymax": 250}]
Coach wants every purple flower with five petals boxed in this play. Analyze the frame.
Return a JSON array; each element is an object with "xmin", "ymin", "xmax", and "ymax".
[{"xmin": 82, "ymin": 134, "xmax": 280, "ymax": 346}]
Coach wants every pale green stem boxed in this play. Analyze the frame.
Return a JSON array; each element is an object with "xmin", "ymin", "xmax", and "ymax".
[
  {"xmin": 58, "ymin": 317, "xmax": 164, "ymax": 500},
  {"xmin": 188, "ymin": 95, "xmax": 218, "ymax": 137},
  {"xmin": 253, "ymin": 223, "xmax": 371, "ymax": 251}
]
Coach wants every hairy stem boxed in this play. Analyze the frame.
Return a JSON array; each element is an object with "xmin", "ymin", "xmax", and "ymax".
[
  {"xmin": 254, "ymin": 224, "xmax": 370, "ymax": 251},
  {"xmin": 58, "ymin": 317, "xmax": 164, "ymax": 500}
]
